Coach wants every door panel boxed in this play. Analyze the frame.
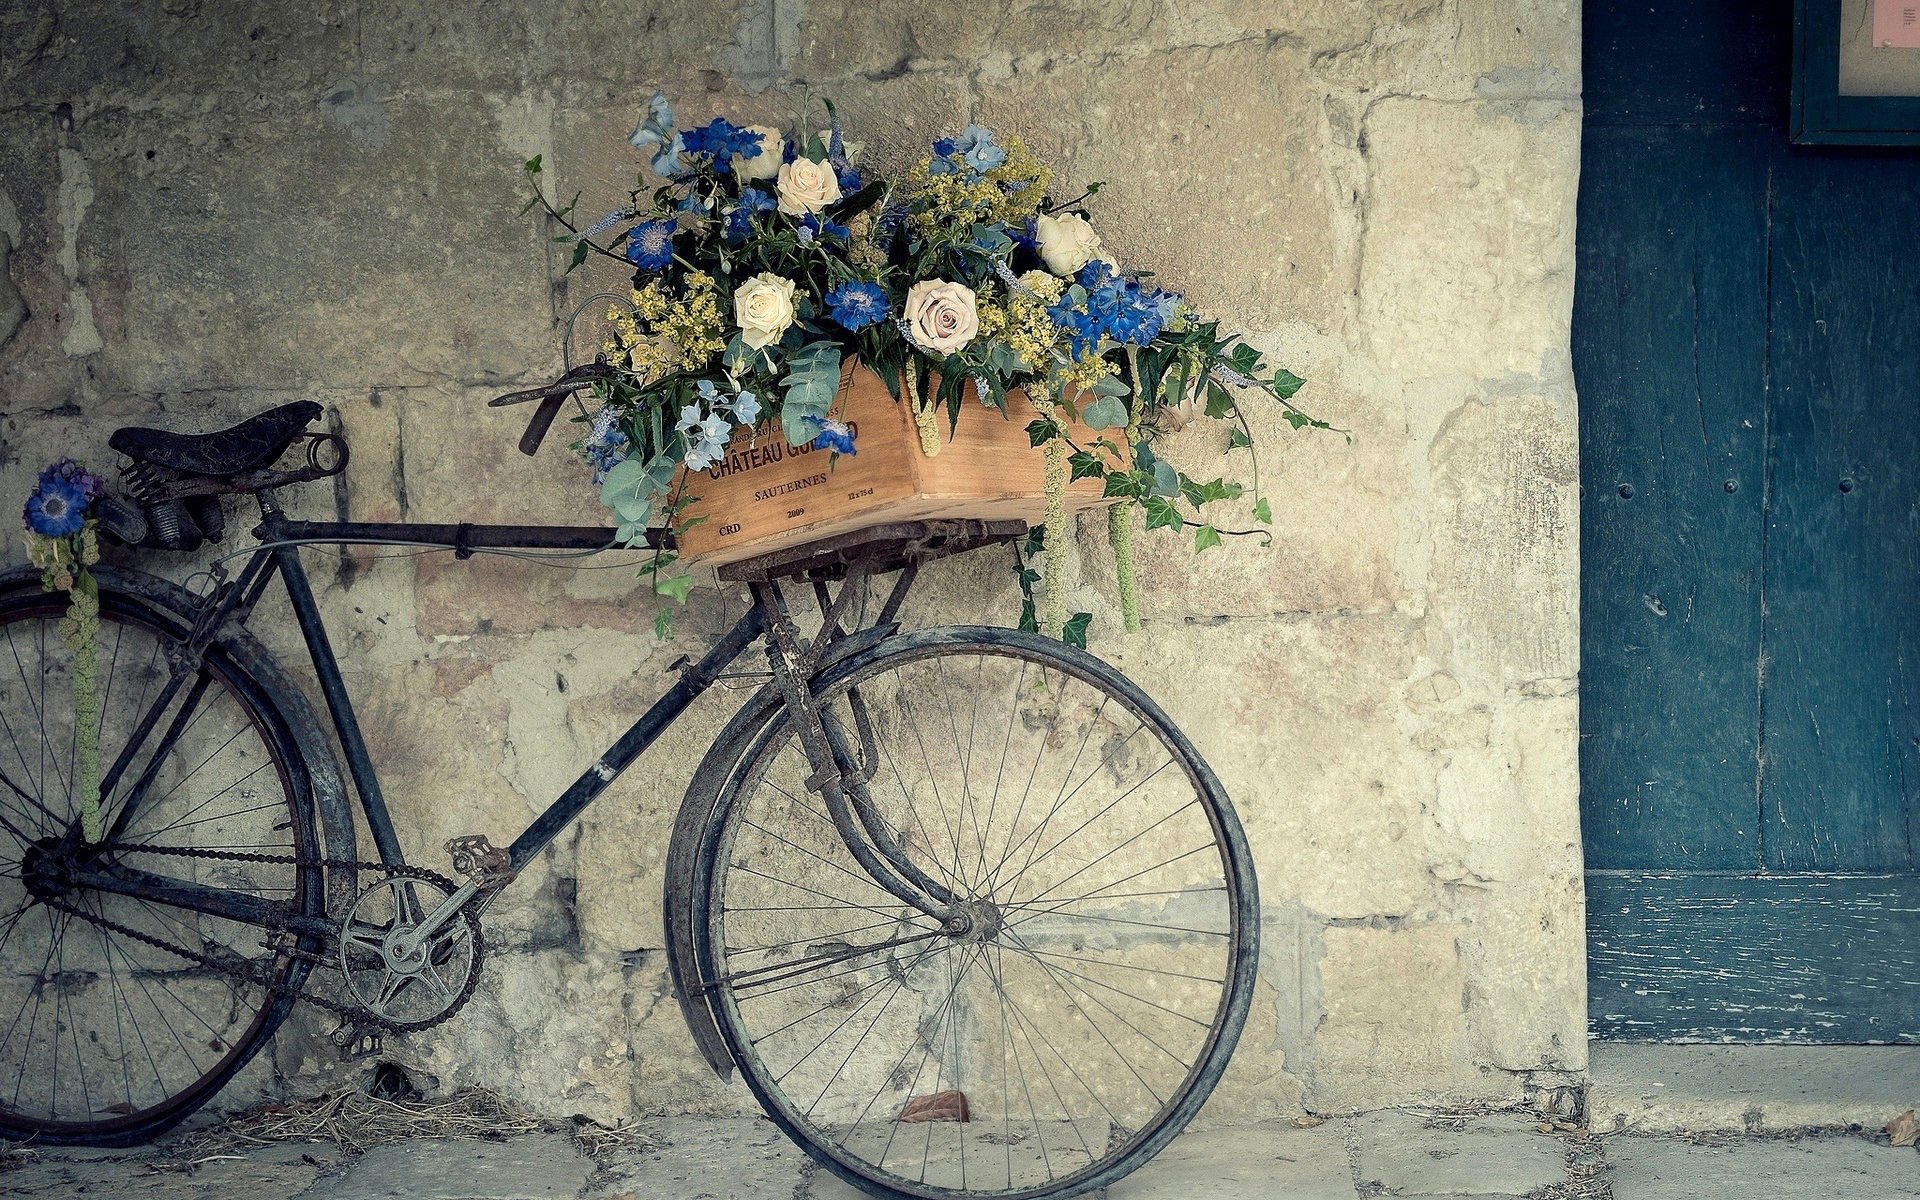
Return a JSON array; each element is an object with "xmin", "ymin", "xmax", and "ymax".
[
  {"xmin": 1762, "ymin": 149, "xmax": 1920, "ymax": 873},
  {"xmin": 1576, "ymin": 125, "xmax": 1771, "ymax": 873}
]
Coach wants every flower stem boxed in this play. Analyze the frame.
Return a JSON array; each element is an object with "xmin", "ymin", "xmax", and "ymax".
[{"xmin": 1034, "ymin": 389, "xmax": 1069, "ymax": 639}]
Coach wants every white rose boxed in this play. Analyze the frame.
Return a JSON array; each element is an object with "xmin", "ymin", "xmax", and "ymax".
[
  {"xmin": 902, "ymin": 280, "xmax": 979, "ymax": 356},
  {"xmin": 1034, "ymin": 212, "xmax": 1103, "ymax": 275},
  {"xmin": 734, "ymin": 125, "xmax": 783, "ymax": 182},
  {"xmin": 776, "ymin": 157, "xmax": 843, "ymax": 215},
  {"xmin": 733, "ymin": 273, "xmax": 798, "ymax": 349}
]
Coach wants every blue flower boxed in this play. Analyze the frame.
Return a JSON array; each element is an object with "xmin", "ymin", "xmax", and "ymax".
[
  {"xmin": 677, "ymin": 404, "xmax": 735, "ymax": 472},
  {"xmin": 581, "ymin": 407, "xmax": 631, "ymax": 483},
  {"xmin": 724, "ymin": 189, "xmax": 776, "ymax": 244},
  {"xmin": 628, "ymin": 90, "xmax": 682, "ymax": 176},
  {"xmin": 1049, "ymin": 264, "xmax": 1171, "ymax": 355},
  {"xmin": 951, "ymin": 125, "xmax": 1006, "ymax": 174},
  {"xmin": 824, "ymin": 282, "xmax": 888, "ymax": 332},
  {"xmin": 625, "ymin": 220, "xmax": 676, "ymax": 271},
  {"xmin": 929, "ymin": 136, "xmax": 960, "ymax": 176},
  {"xmin": 680, "ymin": 118, "xmax": 762, "ymax": 176},
  {"xmin": 834, "ymin": 162, "xmax": 863, "ymax": 193},
  {"xmin": 800, "ymin": 214, "xmax": 850, "ymax": 244},
  {"xmin": 23, "ymin": 475, "xmax": 89, "ymax": 538},
  {"xmin": 728, "ymin": 389, "xmax": 761, "ymax": 425},
  {"xmin": 805, "ymin": 415, "xmax": 857, "ymax": 455}
]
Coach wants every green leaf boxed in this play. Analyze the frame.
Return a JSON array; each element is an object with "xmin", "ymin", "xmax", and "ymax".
[
  {"xmin": 1253, "ymin": 497, "xmax": 1273, "ymax": 525},
  {"xmin": 517, "ymin": 194, "xmax": 542, "ymax": 217},
  {"xmin": 1067, "ymin": 451, "xmax": 1107, "ymax": 482},
  {"xmin": 1142, "ymin": 496, "xmax": 1183, "ymax": 532},
  {"xmin": 1025, "ymin": 418, "xmax": 1057, "ymax": 448},
  {"xmin": 600, "ymin": 459, "xmax": 658, "ymax": 526},
  {"xmin": 1061, "ymin": 612, "xmax": 1093, "ymax": 649},
  {"xmin": 654, "ymin": 573, "xmax": 696, "ymax": 603},
  {"xmin": 780, "ymin": 341, "xmax": 844, "ymax": 446},
  {"xmin": 1150, "ymin": 458, "xmax": 1179, "ymax": 497},
  {"xmin": 1081, "ymin": 394, "xmax": 1129, "ymax": 430},
  {"xmin": 653, "ymin": 608, "xmax": 674, "ymax": 639},
  {"xmin": 1089, "ymin": 372, "xmax": 1130, "ymax": 399},
  {"xmin": 568, "ymin": 239, "xmax": 590, "ymax": 272},
  {"xmin": 1227, "ymin": 427, "xmax": 1253, "ymax": 450},
  {"xmin": 1270, "ymin": 368, "xmax": 1306, "ymax": 399},
  {"xmin": 1204, "ymin": 379, "xmax": 1234, "ymax": 419},
  {"xmin": 524, "ymin": 155, "xmax": 543, "ymax": 174},
  {"xmin": 1194, "ymin": 524, "xmax": 1222, "ymax": 553}
]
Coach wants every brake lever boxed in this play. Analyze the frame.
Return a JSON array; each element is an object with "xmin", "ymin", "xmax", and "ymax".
[{"xmin": 489, "ymin": 362, "xmax": 617, "ymax": 456}]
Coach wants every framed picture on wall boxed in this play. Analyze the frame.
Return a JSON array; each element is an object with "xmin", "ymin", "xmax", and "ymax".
[{"xmin": 1794, "ymin": 0, "xmax": 1920, "ymax": 142}]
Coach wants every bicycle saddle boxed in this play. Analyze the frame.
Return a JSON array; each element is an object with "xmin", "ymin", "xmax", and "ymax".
[{"xmin": 109, "ymin": 401, "xmax": 324, "ymax": 477}]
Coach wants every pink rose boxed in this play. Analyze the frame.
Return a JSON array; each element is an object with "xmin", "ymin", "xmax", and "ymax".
[{"xmin": 902, "ymin": 280, "xmax": 979, "ymax": 356}]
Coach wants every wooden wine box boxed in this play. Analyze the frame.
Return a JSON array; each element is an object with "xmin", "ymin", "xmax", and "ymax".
[{"xmin": 674, "ymin": 365, "xmax": 1123, "ymax": 567}]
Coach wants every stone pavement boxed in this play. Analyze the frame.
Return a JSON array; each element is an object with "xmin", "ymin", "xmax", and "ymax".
[{"xmin": 1, "ymin": 1109, "xmax": 1916, "ymax": 1199}]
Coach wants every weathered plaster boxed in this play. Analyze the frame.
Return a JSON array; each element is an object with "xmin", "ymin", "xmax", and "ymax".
[{"xmin": 0, "ymin": 0, "xmax": 1585, "ymax": 1124}]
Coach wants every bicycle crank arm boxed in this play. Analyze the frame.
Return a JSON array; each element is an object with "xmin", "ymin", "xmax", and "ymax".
[
  {"xmin": 62, "ymin": 862, "xmax": 337, "ymax": 941},
  {"xmin": 384, "ymin": 875, "xmax": 484, "ymax": 960}
]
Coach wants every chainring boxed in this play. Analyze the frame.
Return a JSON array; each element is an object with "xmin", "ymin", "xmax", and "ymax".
[{"xmin": 338, "ymin": 874, "xmax": 485, "ymax": 1030}]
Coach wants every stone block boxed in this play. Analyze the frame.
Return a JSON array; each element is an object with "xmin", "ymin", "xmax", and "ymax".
[
  {"xmin": 587, "ymin": 1116, "xmax": 809, "ymax": 1199},
  {"xmin": 312, "ymin": 1134, "xmax": 595, "ymax": 1200},
  {"xmin": 1605, "ymin": 1133, "xmax": 1920, "ymax": 1200},
  {"xmin": 1357, "ymin": 100, "xmax": 1578, "ymax": 380},
  {"xmin": 1426, "ymin": 391, "xmax": 1579, "ymax": 689},
  {"xmin": 974, "ymin": 40, "xmax": 1342, "ymax": 333},
  {"xmin": 1311, "ymin": 923, "xmax": 1478, "ymax": 1110},
  {"xmin": 70, "ymin": 95, "xmax": 554, "ymax": 394},
  {"xmin": 1350, "ymin": 1109, "xmax": 1567, "ymax": 1196},
  {"xmin": 1107, "ymin": 1119, "xmax": 1358, "ymax": 1199}
]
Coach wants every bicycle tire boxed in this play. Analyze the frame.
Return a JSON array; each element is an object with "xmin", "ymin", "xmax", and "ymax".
[
  {"xmin": 688, "ymin": 626, "xmax": 1260, "ymax": 1200},
  {"xmin": 0, "ymin": 569, "xmax": 329, "ymax": 1145}
]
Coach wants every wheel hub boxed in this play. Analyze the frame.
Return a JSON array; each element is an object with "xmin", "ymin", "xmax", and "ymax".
[
  {"xmin": 942, "ymin": 898, "xmax": 1004, "ymax": 944},
  {"xmin": 19, "ymin": 838, "xmax": 70, "ymax": 901}
]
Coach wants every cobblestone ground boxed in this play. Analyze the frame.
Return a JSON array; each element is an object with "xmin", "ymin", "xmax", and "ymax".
[{"xmin": 2, "ymin": 1105, "xmax": 1916, "ymax": 1199}]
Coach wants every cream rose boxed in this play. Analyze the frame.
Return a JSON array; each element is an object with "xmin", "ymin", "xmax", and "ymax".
[
  {"xmin": 902, "ymin": 280, "xmax": 979, "ymax": 356},
  {"xmin": 776, "ymin": 156, "xmax": 843, "ymax": 215},
  {"xmin": 733, "ymin": 125, "xmax": 783, "ymax": 182},
  {"xmin": 733, "ymin": 273, "xmax": 798, "ymax": 350},
  {"xmin": 1034, "ymin": 212, "xmax": 1104, "ymax": 275}
]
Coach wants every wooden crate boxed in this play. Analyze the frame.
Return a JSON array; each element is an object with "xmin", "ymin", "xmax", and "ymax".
[{"xmin": 675, "ymin": 365, "xmax": 1122, "ymax": 567}]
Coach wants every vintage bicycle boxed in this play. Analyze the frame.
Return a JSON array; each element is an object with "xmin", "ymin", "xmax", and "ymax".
[{"xmin": 0, "ymin": 387, "xmax": 1258, "ymax": 1199}]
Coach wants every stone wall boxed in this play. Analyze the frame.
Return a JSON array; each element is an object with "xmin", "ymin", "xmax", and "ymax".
[{"xmin": 0, "ymin": 0, "xmax": 1584, "ymax": 1123}]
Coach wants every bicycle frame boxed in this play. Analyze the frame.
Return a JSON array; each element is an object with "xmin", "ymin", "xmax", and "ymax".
[{"xmin": 70, "ymin": 491, "xmax": 1000, "ymax": 941}]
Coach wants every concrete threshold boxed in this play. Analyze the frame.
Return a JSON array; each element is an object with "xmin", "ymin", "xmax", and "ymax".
[{"xmin": 1588, "ymin": 1043, "xmax": 1920, "ymax": 1134}]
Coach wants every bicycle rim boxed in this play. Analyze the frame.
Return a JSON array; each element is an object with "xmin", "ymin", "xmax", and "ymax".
[{"xmin": 696, "ymin": 628, "xmax": 1259, "ymax": 1200}]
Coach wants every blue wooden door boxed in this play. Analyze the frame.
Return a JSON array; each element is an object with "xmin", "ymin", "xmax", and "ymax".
[{"xmin": 1578, "ymin": 2, "xmax": 1920, "ymax": 1041}]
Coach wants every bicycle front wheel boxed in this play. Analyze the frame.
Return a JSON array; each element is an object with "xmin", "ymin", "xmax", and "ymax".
[{"xmin": 693, "ymin": 628, "xmax": 1259, "ymax": 1200}]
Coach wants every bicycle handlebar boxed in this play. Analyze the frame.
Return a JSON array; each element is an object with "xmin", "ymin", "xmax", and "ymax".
[{"xmin": 487, "ymin": 362, "xmax": 615, "ymax": 456}]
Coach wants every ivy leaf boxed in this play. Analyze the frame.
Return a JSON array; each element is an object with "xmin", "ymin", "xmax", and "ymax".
[
  {"xmin": 1227, "ymin": 427, "xmax": 1253, "ymax": 450},
  {"xmin": 1025, "ymin": 418, "xmax": 1057, "ymax": 448},
  {"xmin": 1081, "ymin": 394, "xmax": 1129, "ymax": 430},
  {"xmin": 1194, "ymin": 524, "xmax": 1223, "ymax": 553},
  {"xmin": 1143, "ymin": 496, "xmax": 1183, "ymax": 532},
  {"xmin": 653, "ymin": 608, "xmax": 675, "ymax": 639},
  {"xmin": 1204, "ymin": 380, "xmax": 1234, "ymax": 419},
  {"xmin": 1270, "ymin": 368, "xmax": 1306, "ymax": 399},
  {"xmin": 780, "ymin": 341, "xmax": 843, "ymax": 446},
  {"xmin": 1254, "ymin": 497, "xmax": 1273, "ymax": 525},
  {"xmin": 524, "ymin": 155, "xmax": 543, "ymax": 174},
  {"xmin": 1067, "ymin": 451, "xmax": 1108, "ymax": 482},
  {"xmin": 1061, "ymin": 612, "xmax": 1093, "ymax": 649},
  {"xmin": 568, "ymin": 239, "xmax": 591, "ymax": 273},
  {"xmin": 653, "ymin": 573, "xmax": 696, "ymax": 603}
]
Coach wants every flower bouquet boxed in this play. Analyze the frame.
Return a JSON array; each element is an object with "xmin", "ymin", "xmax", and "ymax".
[
  {"xmin": 20, "ymin": 459, "xmax": 107, "ymax": 841},
  {"xmin": 522, "ymin": 94, "xmax": 1322, "ymax": 640}
]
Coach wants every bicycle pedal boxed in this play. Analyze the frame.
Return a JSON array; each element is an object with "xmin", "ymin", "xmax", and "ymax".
[
  {"xmin": 330, "ymin": 1021, "xmax": 383, "ymax": 1062},
  {"xmin": 444, "ymin": 833, "xmax": 514, "ymax": 887}
]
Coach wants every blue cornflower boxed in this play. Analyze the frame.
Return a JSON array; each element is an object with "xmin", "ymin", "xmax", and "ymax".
[
  {"xmin": 805, "ymin": 415, "xmax": 857, "ymax": 455},
  {"xmin": 824, "ymin": 281, "xmax": 888, "ymax": 332},
  {"xmin": 680, "ymin": 118, "xmax": 762, "ymax": 175},
  {"xmin": 625, "ymin": 220, "xmax": 676, "ymax": 271},
  {"xmin": 23, "ymin": 475, "xmax": 89, "ymax": 538},
  {"xmin": 951, "ymin": 125, "xmax": 1006, "ymax": 174}
]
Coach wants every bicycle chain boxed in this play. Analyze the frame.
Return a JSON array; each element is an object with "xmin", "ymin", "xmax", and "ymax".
[{"xmin": 41, "ymin": 842, "xmax": 486, "ymax": 1035}]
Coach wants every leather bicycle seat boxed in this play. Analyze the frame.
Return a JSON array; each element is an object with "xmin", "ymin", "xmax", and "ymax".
[{"xmin": 109, "ymin": 401, "xmax": 324, "ymax": 477}]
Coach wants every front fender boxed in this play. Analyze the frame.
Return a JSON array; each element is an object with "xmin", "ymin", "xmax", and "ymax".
[{"xmin": 660, "ymin": 621, "xmax": 899, "ymax": 1079}]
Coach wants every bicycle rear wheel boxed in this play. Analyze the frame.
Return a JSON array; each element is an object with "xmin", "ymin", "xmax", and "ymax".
[
  {"xmin": 0, "ymin": 580, "xmax": 321, "ymax": 1144},
  {"xmin": 693, "ymin": 628, "xmax": 1258, "ymax": 1200}
]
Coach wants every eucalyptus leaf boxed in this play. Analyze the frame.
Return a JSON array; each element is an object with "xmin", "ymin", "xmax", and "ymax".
[
  {"xmin": 1082, "ymin": 394, "xmax": 1129, "ymax": 430},
  {"xmin": 781, "ymin": 341, "xmax": 843, "ymax": 446}
]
